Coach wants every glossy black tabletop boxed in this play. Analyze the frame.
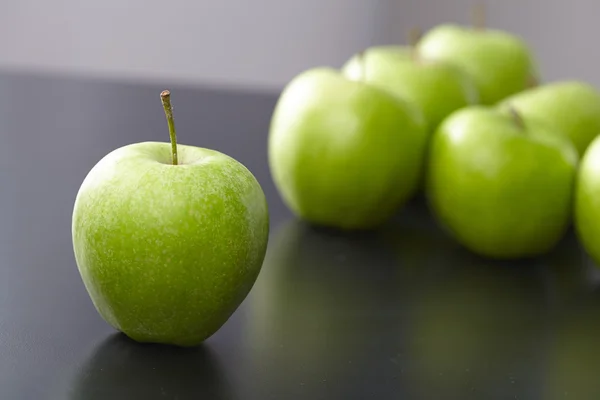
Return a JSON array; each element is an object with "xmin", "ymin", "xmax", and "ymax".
[{"xmin": 1, "ymin": 70, "xmax": 600, "ymax": 400}]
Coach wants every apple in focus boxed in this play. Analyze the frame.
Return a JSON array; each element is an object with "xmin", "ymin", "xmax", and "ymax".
[
  {"xmin": 72, "ymin": 90, "xmax": 270, "ymax": 347},
  {"xmin": 426, "ymin": 106, "xmax": 578, "ymax": 259},
  {"xmin": 269, "ymin": 67, "xmax": 428, "ymax": 230}
]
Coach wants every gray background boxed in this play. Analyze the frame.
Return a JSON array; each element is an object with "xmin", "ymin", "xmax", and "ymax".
[{"xmin": 0, "ymin": 0, "xmax": 597, "ymax": 92}]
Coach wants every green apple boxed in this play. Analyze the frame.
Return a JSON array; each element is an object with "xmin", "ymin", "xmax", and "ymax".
[
  {"xmin": 416, "ymin": 24, "xmax": 538, "ymax": 105},
  {"xmin": 269, "ymin": 67, "xmax": 428, "ymax": 230},
  {"xmin": 341, "ymin": 45, "xmax": 478, "ymax": 135},
  {"xmin": 426, "ymin": 106, "xmax": 578, "ymax": 259},
  {"xmin": 71, "ymin": 90, "xmax": 269, "ymax": 347},
  {"xmin": 498, "ymin": 80, "xmax": 600, "ymax": 156},
  {"xmin": 574, "ymin": 135, "xmax": 600, "ymax": 266}
]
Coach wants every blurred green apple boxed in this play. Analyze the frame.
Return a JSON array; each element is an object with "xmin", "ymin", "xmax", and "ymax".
[
  {"xmin": 269, "ymin": 67, "xmax": 428, "ymax": 230},
  {"xmin": 498, "ymin": 80, "xmax": 600, "ymax": 156},
  {"xmin": 417, "ymin": 24, "xmax": 538, "ymax": 105},
  {"xmin": 426, "ymin": 106, "xmax": 578, "ymax": 259},
  {"xmin": 575, "ymin": 135, "xmax": 600, "ymax": 266},
  {"xmin": 341, "ymin": 44, "xmax": 478, "ymax": 135}
]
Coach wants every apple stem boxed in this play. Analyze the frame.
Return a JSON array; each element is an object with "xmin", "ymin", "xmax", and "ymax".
[
  {"xmin": 160, "ymin": 90, "xmax": 178, "ymax": 166},
  {"xmin": 471, "ymin": 2, "xmax": 486, "ymax": 30},
  {"xmin": 408, "ymin": 27, "xmax": 422, "ymax": 60},
  {"xmin": 408, "ymin": 27, "xmax": 422, "ymax": 46},
  {"xmin": 508, "ymin": 106, "xmax": 525, "ymax": 130},
  {"xmin": 527, "ymin": 74, "xmax": 539, "ymax": 88},
  {"xmin": 357, "ymin": 50, "xmax": 367, "ymax": 81}
]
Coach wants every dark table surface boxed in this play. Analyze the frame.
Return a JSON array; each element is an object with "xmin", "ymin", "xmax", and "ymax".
[{"xmin": 2, "ymin": 70, "xmax": 600, "ymax": 400}]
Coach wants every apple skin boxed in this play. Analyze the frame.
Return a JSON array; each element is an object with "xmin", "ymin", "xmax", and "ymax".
[
  {"xmin": 269, "ymin": 67, "xmax": 428, "ymax": 230},
  {"xmin": 72, "ymin": 142, "xmax": 269, "ymax": 347},
  {"xmin": 341, "ymin": 45, "xmax": 479, "ymax": 135},
  {"xmin": 426, "ymin": 106, "xmax": 578, "ymax": 259},
  {"xmin": 574, "ymin": 135, "xmax": 600, "ymax": 266},
  {"xmin": 417, "ymin": 24, "xmax": 538, "ymax": 105},
  {"xmin": 498, "ymin": 80, "xmax": 600, "ymax": 156}
]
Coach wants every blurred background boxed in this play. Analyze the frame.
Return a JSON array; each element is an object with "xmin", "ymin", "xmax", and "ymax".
[{"xmin": 1, "ymin": 0, "xmax": 596, "ymax": 93}]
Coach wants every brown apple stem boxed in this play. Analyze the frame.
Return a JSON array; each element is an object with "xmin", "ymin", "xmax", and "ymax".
[
  {"xmin": 408, "ymin": 27, "xmax": 422, "ymax": 60},
  {"xmin": 527, "ymin": 74, "xmax": 539, "ymax": 88},
  {"xmin": 509, "ymin": 106, "xmax": 525, "ymax": 130},
  {"xmin": 160, "ymin": 90, "xmax": 178, "ymax": 166},
  {"xmin": 471, "ymin": 2, "xmax": 486, "ymax": 30}
]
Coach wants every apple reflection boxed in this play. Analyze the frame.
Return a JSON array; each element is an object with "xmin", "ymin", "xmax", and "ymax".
[
  {"xmin": 242, "ymin": 202, "xmax": 585, "ymax": 399},
  {"xmin": 244, "ymin": 219, "xmax": 400, "ymax": 398},
  {"xmin": 388, "ymin": 218, "xmax": 550, "ymax": 398},
  {"xmin": 382, "ymin": 200, "xmax": 460, "ymax": 296},
  {"xmin": 69, "ymin": 333, "xmax": 231, "ymax": 400},
  {"xmin": 543, "ymin": 289, "xmax": 600, "ymax": 399},
  {"xmin": 537, "ymin": 229, "xmax": 593, "ymax": 313}
]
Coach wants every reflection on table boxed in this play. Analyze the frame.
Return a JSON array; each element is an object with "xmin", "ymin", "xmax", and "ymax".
[{"xmin": 69, "ymin": 334, "xmax": 231, "ymax": 400}]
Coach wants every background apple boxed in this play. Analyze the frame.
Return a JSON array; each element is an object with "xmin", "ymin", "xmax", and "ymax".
[
  {"xmin": 341, "ymin": 42, "xmax": 478, "ymax": 136},
  {"xmin": 416, "ymin": 23, "xmax": 538, "ymax": 105},
  {"xmin": 575, "ymin": 134, "xmax": 600, "ymax": 266},
  {"xmin": 498, "ymin": 80, "xmax": 600, "ymax": 156},
  {"xmin": 426, "ymin": 106, "xmax": 578, "ymax": 259},
  {"xmin": 268, "ymin": 67, "xmax": 428, "ymax": 230},
  {"xmin": 72, "ymin": 90, "xmax": 270, "ymax": 347}
]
